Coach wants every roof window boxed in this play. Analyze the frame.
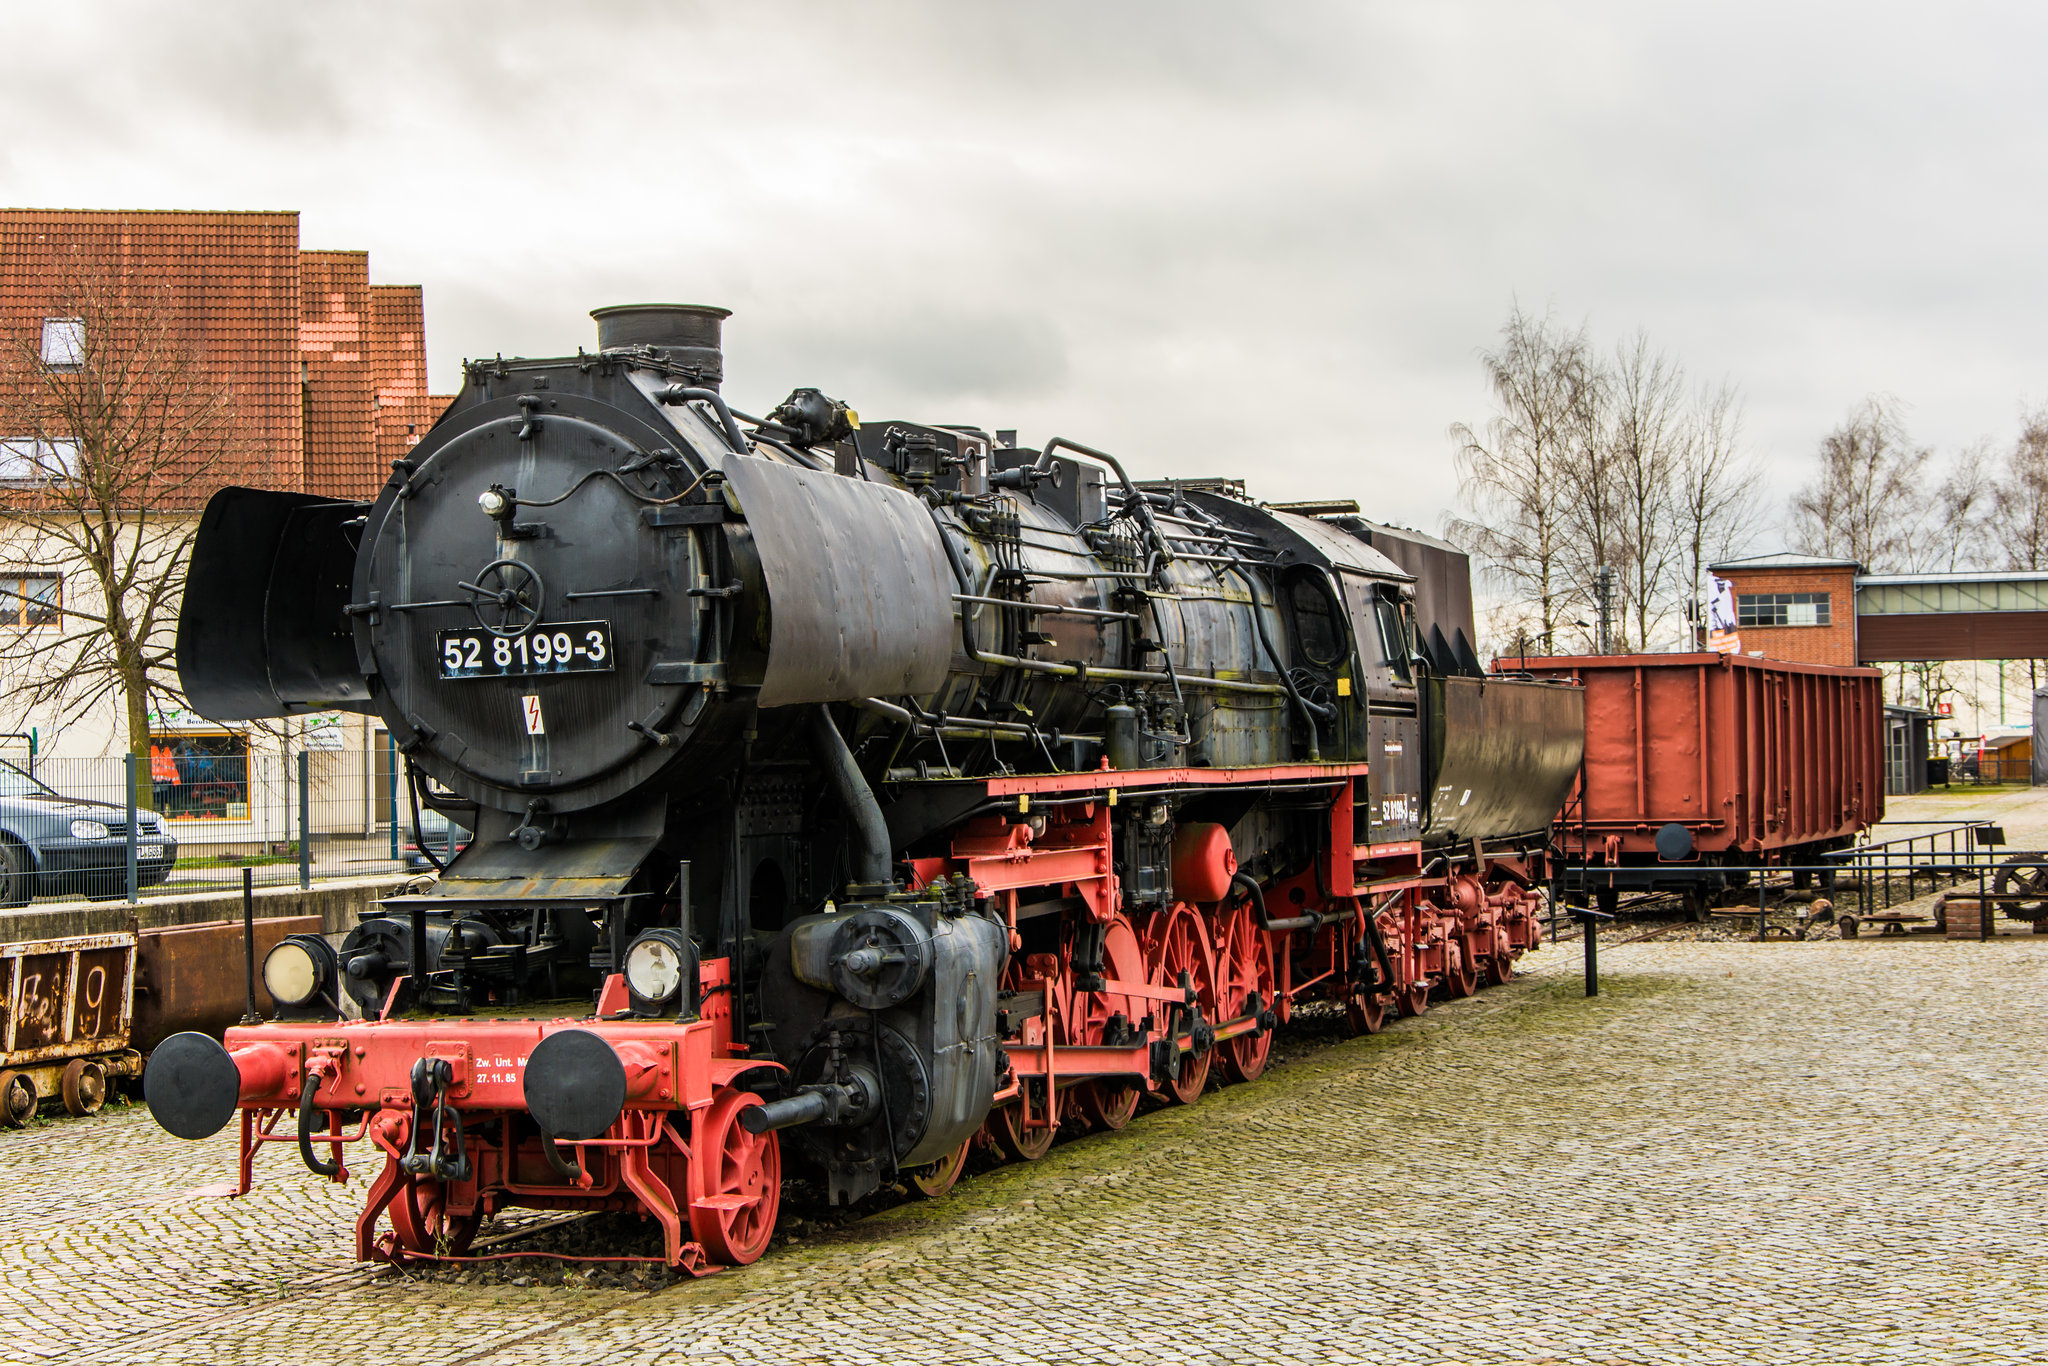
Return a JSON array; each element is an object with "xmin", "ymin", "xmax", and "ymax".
[{"xmin": 40, "ymin": 317, "xmax": 84, "ymax": 370}]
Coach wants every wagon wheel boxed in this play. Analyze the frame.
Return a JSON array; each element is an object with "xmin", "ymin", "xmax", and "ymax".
[
  {"xmin": 1487, "ymin": 951, "xmax": 1516, "ymax": 988},
  {"xmin": 1212, "ymin": 901, "xmax": 1276, "ymax": 1084},
  {"xmin": 1146, "ymin": 904, "xmax": 1217, "ymax": 1105},
  {"xmin": 1078, "ymin": 1080, "xmax": 1142, "ymax": 1131},
  {"xmin": 387, "ymin": 1176, "xmax": 482, "ymax": 1257},
  {"xmin": 690, "ymin": 1089, "xmax": 781, "ymax": 1265},
  {"xmin": 907, "ymin": 1139, "xmax": 972, "ymax": 1199},
  {"xmin": 1344, "ymin": 988, "xmax": 1386, "ymax": 1036},
  {"xmin": 60, "ymin": 1059, "xmax": 106, "ymax": 1117},
  {"xmin": 0, "ymin": 1070, "xmax": 35, "ymax": 1128},
  {"xmin": 1061, "ymin": 916, "xmax": 1147, "ymax": 1130},
  {"xmin": 990, "ymin": 1082, "xmax": 1057, "ymax": 1162},
  {"xmin": 1442, "ymin": 941, "xmax": 1478, "ymax": 999},
  {"xmin": 1680, "ymin": 887, "xmax": 1713, "ymax": 923},
  {"xmin": 1993, "ymin": 856, "xmax": 2048, "ymax": 913}
]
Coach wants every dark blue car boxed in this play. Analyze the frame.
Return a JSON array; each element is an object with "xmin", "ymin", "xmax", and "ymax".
[{"xmin": 0, "ymin": 760, "xmax": 178, "ymax": 905}]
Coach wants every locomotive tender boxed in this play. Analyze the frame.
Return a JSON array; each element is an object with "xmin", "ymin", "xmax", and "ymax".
[{"xmin": 144, "ymin": 305, "xmax": 1584, "ymax": 1270}]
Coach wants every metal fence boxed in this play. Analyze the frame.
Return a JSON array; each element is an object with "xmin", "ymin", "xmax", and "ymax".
[{"xmin": 0, "ymin": 748, "xmax": 451, "ymax": 905}]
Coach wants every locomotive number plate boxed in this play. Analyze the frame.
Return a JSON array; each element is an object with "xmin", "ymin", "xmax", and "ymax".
[{"xmin": 439, "ymin": 621, "xmax": 615, "ymax": 680}]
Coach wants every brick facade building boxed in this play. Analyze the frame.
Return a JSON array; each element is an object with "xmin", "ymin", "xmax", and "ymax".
[
  {"xmin": 1709, "ymin": 552, "xmax": 1861, "ymax": 667},
  {"xmin": 0, "ymin": 209, "xmax": 450, "ymax": 756},
  {"xmin": 0, "ymin": 209, "xmax": 449, "ymax": 499}
]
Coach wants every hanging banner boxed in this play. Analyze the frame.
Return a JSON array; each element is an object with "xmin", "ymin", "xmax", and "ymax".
[{"xmin": 1707, "ymin": 576, "xmax": 1742, "ymax": 654}]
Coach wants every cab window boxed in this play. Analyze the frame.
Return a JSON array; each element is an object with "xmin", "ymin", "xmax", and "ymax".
[
  {"xmin": 1374, "ymin": 593, "xmax": 1412, "ymax": 683},
  {"xmin": 1287, "ymin": 571, "xmax": 1345, "ymax": 667}
]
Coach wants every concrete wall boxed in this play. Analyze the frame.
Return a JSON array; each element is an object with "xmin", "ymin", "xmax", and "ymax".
[{"xmin": 0, "ymin": 873, "xmax": 400, "ymax": 945}]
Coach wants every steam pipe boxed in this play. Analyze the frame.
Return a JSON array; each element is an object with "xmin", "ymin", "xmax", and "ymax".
[
  {"xmin": 654, "ymin": 385, "xmax": 751, "ymax": 455},
  {"xmin": 812, "ymin": 706, "xmax": 892, "ymax": 887},
  {"xmin": 1034, "ymin": 437, "xmax": 1174, "ymax": 571}
]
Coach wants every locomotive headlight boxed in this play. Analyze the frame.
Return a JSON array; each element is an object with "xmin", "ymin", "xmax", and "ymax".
[
  {"xmin": 262, "ymin": 934, "xmax": 338, "ymax": 1011},
  {"xmin": 70, "ymin": 819, "xmax": 109, "ymax": 840},
  {"xmin": 478, "ymin": 487, "xmax": 512, "ymax": 519},
  {"xmin": 623, "ymin": 929, "xmax": 697, "ymax": 1008}
]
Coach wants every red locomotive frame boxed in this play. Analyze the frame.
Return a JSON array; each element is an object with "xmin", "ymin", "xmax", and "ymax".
[{"xmin": 214, "ymin": 763, "xmax": 1545, "ymax": 1272}]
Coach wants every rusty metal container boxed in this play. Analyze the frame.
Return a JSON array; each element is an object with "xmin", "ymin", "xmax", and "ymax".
[
  {"xmin": 132, "ymin": 915, "xmax": 324, "ymax": 1054},
  {"xmin": 1504, "ymin": 653, "xmax": 1886, "ymax": 861},
  {"xmin": 0, "ymin": 930, "xmax": 142, "ymax": 1123}
]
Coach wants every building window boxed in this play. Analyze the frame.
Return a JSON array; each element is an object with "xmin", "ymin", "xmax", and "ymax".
[
  {"xmin": 1738, "ymin": 592, "xmax": 1831, "ymax": 627},
  {"xmin": 152, "ymin": 733, "xmax": 251, "ymax": 820},
  {"xmin": 0, "ymin": 575, "xmax": 60, "ymax": 626},
  {"xmin": 40, "ymin": 317, "xmax": 84, "ymax": 370},
  {"xmin": 0, "ymin": 438, "xmax": 81, "ymax": 487}
]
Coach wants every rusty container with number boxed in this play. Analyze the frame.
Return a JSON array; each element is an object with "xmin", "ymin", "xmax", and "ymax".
[{"xmin": 0, "ymin": 929, "xmax": 143, "ymax": 1125}]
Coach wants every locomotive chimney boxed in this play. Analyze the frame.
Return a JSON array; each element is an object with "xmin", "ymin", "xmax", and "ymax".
[{"xmin": 590, "ymin": 304, "xmax": 730, "ymax": 388}]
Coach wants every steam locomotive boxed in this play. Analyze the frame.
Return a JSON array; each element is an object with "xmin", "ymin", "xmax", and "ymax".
[{"xmin": 143, "ymin": 305, "xmax": 1584, "ymax": 1271}]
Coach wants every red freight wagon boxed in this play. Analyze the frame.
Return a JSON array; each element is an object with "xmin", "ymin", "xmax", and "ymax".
[{"xmin": 1497, "ymin": 653, "xmax": 1886, "ymax": 916}]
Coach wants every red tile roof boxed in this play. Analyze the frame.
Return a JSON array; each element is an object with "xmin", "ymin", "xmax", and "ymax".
[
  {"xmin": 299, "ymin": 249, "xmax": 376, "ymax": 498},
  {"xmin": 369, "ymin": 285, "xmax": 452, "ymax": 472},
  {"xmin": 0, "ymin": 209, "xmax": 442, "ymax": 506},
  {"xmin": 0, "ymin": 209, "xmax": 304, "ymax": 497}
]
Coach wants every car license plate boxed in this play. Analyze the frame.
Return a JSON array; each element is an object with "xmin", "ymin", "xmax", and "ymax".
[
  {"xmin": 439, "ymin": 621, "xmax": 615, "ymax": 680},
  {"xmin": 139, "ymin": 844, "xmax": 167, "ymax": 860}
]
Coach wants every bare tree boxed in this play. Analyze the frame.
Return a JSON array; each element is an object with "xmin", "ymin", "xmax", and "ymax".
[
  {"xmin": 1990, "ymin": 407, "xmax": 2048, "ymax": 694},
  {"xmin": 0, "ymin": 266, "xmax": 242, "ymax": 794},
  {"xmin": 1673, "ymin": 380, "xmax": 1759, "ymax": 642},
  {"xmin": 1790, "ymin": 396, "xmax": 1928, "ymax": 571},
  {"xmin": 1594, "ymin": 332, "xmax": 1691, "ymax": 651},
  {"xmin": 1925, "ymin": 440, "xmax": 1994, "ymax": 573},
  {"xmin": 1993, "ymin": 408, "xmax": 2048, "ymax": 572},
  {"xmin": 1447, "ymin": 304, "xmax": 1597, "ymax": 653}
]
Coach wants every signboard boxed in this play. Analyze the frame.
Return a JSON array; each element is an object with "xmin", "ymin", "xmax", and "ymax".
[{"xmin": 1706, "ymin": 576, "xmax": 1742, "ymax": 655}]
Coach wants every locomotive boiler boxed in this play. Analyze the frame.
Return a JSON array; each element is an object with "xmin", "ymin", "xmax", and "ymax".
[{"xmin": 144, "ymin": 304, "xmax": 1584, "ymax": 1270}]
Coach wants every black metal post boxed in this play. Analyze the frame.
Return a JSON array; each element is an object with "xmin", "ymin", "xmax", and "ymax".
[
  {"xmin": 124, "ymin": 751, "xmax": 139, "ymax": 905},
  {"xmin": 1570, "ymin": 908, "xmax": 1612, "ymax": 996},
  {"xmin": 409, "ymin": 904, "xmax": 429, "ymax": 1011},
  {"xmin": 240, "ymin": 866, "xmax": 260, "ymax": 1024},
  {"xmin": 1758, "ymin": 875, "xmax": 1768, "ymax": 942},
  {"xmin": 297, "ymin": 750, "xmax": 312, "ymax": 891},
  {"xmin": 1980, "ymin": 851, "xmax": 1990, "ymax": 943}
]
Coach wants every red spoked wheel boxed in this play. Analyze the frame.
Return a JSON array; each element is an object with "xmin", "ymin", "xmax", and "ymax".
[
  {"xmin": 388, "ymin": 1176, "xmax": 482, "ymax": 1257},
  {"xmin": 1443, "ymin": 940, "xmax": 1478, "ymax": 999},
  {"xmin": 690, "ymin": 1088, "xmax": 782, "ymax": 1265},
  {"xmin": 1064, "ymin": 916, "xmax": 1149, "ymax": 1129},
  {"xmin": 1487, "ymin": 949, "xmax": 1516, "ymax": 987},
  {"xmin": 1147, "ymin": 904, "xmax": 1217, "ymax": 1105},
  {"xmin": 908, "ymin": 1139, "xmax": 971, "ymax": 1199},
  {"xmin": 1212, "ymin": 901, "xmax": 1276, "ymax": 1084},
  {"xmin": 991, "ymin": 1081, "xmax": 1057, "ymax": 1161},
  {"xmin": 1345, "ymin": 987, "xmax": 1387, "ymax": 1036},
  {"xmin": 1399, "ymin": 981, "xmax": 1430, "ymax": 1017}
]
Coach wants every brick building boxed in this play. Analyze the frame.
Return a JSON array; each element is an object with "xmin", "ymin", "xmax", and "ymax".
[
  {"xmin": 1708, "ymin": 552, "xmax": 1861, "ymax": 667},
  {"xmin": 0, "ymin": 209, "xmax": 450, "ymax": 756},
  {"xmin": 0, "ymin": 209, "xmax": 448, "ymax": 500}
]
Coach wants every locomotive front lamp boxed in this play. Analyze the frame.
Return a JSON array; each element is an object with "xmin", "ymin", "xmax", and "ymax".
[
  {"xmin": 623, "ymin": 928, "xmax": 697, "ymax": 1009},
  {"xmin": 261, "ymin": 934, "xmax": 339, "ymax": 1013},
  {"xmin": 477, "ymin": 484, "xmax": 517, "ymax": 525}
]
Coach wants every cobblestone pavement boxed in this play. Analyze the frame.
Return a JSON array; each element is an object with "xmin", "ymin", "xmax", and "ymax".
[{"xmin": 5, "ymin": 937, "xmax": 2045, "ymax": 1365}]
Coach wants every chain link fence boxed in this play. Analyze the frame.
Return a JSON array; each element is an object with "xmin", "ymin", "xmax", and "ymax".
[{"xmin": 0, "ymin": 747, "xmax": 462, "ymax": 905}]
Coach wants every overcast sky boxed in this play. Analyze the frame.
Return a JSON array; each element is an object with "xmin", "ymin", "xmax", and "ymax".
[{"xmin": 6, "ymin": 1, "xmax": 2043, "ymax": 540}]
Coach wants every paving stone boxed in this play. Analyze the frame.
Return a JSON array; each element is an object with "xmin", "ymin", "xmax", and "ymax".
[{"xmin": 0, "ymin": 936, "xmax": 2043, "ymax": 1363}]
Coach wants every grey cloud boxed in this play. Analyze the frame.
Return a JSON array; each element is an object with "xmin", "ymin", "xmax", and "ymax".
[{"xmin": 3, "ymin": 1, "xmax": 2044, "ymax": 542}]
